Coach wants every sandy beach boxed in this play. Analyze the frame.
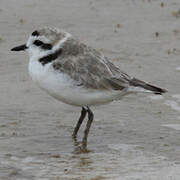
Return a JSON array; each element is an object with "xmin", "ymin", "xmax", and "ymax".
[{"xmin": 1, "ymin": 0, "xmax": 180, "ymax": 179}]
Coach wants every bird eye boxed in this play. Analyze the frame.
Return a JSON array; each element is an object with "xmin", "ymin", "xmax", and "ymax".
[
  {"xmin": 32, "ymin": 31, "xmax": 39, "ymax": 36},
  {"xmin": 33, "ymin": 40, "xmax": 43, "ymax": 46}
]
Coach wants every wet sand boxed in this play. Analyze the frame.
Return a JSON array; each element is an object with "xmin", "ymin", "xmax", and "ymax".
[{"xmin": 1, "ymin": 0, "xmax": 180, "ymax": 179}]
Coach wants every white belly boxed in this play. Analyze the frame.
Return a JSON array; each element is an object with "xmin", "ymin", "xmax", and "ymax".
[{"xmin": 28, "ymin": 60, "xmax": 128, "ymax": 106}]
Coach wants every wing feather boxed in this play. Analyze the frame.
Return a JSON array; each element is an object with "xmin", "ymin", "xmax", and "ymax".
[{"xmin": 52, "ymin": 38, "xmax": 132, "ymax": 90}]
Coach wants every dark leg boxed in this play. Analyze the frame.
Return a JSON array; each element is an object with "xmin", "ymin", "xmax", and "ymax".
[
  {"xmin": 72, "ymin": 107, "xmax": 87, "ymax": 139},
  {"xmin": 82, "ymin": 107, "xmax": 94, "ymax": 148}
]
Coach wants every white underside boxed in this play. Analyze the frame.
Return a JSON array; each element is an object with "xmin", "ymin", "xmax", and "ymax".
[{"xmin": 28, "ymin": 60, "xmax": 132, "ymax": 106}]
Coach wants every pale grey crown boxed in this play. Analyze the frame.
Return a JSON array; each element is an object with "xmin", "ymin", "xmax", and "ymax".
[{"xmin": 33, "ymin": 27, "xmax": 67, "ymax": 45}]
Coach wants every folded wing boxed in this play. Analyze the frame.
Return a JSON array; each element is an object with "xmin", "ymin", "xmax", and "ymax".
[{"xmin": 52, "ymin": 38, "xmax": 167, "ymax": 94}]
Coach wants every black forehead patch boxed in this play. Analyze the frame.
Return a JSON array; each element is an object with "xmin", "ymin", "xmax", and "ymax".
[{"xmin": 32, "ymin": 30, "xmax": 39, "ymax": 36}]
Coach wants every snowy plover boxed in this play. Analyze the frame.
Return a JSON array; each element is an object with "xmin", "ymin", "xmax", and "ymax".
[{"xmin": 11, "ymin": 27, "xmax": 167, "ymax": 149}]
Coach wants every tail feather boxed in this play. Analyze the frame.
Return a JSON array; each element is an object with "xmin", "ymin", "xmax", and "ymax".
[{"xmin": 130, "ymin": 78, "xmax": 167, "ymax": 95}]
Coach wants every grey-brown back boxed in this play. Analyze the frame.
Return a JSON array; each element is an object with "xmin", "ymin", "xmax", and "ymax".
[
  {"xmin": 52, "ymin": 38, "xmax": 131, "ymax": 90},
  {"xmin": 52, "ymin": 37, "xmax": 167, "ymax": 94}
]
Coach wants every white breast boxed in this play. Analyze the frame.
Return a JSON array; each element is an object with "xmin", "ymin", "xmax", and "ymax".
[
  {"xmin": 28, "ymin": 59, "xmax": 77, "ymax": 102},
  {"xmin": 28, "ymin": 59, "xmax": 128, "ymax": 106}
]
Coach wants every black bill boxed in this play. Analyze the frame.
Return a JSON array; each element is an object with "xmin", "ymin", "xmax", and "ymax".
[{"xmin": 11, "ymin": 44, "xmax": 28, "ymax": 51}]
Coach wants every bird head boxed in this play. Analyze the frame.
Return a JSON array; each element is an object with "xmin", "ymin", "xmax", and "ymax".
[{"xmin": 11, "ymin": 27, "xmax": 71, "ymax": 58}]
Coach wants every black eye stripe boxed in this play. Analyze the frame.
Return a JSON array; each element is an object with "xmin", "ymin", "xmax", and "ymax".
[
  {"xmin": 32, "ymin": 31, "xmax": 39, "ymax": 36},
  {"xmin": 33, "ymin": 40, "xmax": 52, "ymax": 50},
  {"xmin": 41, "ymin": 43, "xmax": 52, "ymax": 50},
  {"xmin": 33, "ymin": 40, "xmax": 43, "ymax": 46}
]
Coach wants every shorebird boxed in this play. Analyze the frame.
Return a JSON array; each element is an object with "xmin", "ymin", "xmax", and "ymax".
[{"xmin": 11, "ymin": 27, "xmax": 167, "ymax": 149}]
